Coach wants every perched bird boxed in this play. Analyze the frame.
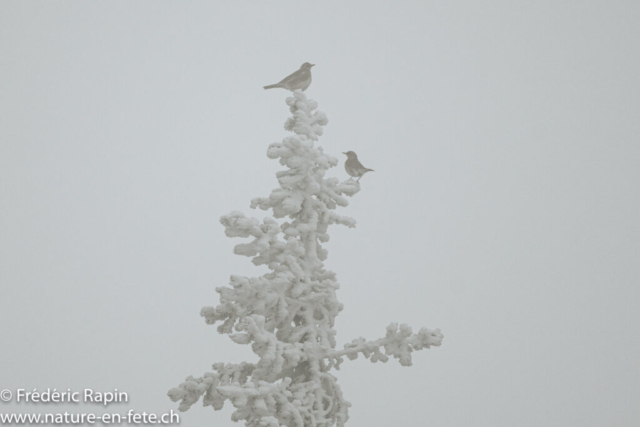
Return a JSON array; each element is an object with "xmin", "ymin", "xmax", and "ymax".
[
  {"xmin": 263, "ymin": 63, "xmax": 315, "ymax": 91},
  {"xmin": 343, "ymin": 151, "xmax": 374, "ymax": 182}
]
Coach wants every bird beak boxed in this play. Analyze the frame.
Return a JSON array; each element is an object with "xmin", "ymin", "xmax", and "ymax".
[
  {"xmin": 342, "ymin": 152, "xmax": 346, "ymax": 155},
  {"xmin": 311, "ymin": 64, "xmax": 316, "ymax": 67}
]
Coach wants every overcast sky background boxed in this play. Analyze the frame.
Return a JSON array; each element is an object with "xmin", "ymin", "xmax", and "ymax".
[{"xmin": 1, "ymin": 1, "xmax": 639, "ymax": 426}]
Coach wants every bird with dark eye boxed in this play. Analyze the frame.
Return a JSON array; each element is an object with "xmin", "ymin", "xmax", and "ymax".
[
  {"xmin": 263, "ymin": 63, "xmax": 315, "ymax": 92},
  {"xmin": 343, "ymin": 151, "xmax": 374, "ymax": 182}
]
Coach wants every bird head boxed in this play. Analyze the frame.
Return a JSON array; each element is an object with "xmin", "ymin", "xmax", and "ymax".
[
  {"xmin": 301, "ymin": 62, "xmax": 315, "ymax": 70},
  {"xmin": 342, "ymin": 151, "xmax": 357, "ymax": 159}
]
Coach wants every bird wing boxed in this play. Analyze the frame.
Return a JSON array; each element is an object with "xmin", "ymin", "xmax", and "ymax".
[
  {"xmin": 281, "ymin": 69, "xmax": 311, "ymax": 86},
  {"xmin": 352, "ymin": 159, "xmax": 366, "ymax": 170},
  {"xmin": 276, "ymin": 69, "xmax": 303, "ymax": 85}
]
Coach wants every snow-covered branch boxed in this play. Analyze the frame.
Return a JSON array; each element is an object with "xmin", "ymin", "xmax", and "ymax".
[
  {"xmin": 326, "ymin": 324, "xmax": 444, "ymax": 369},
  {"xmin": 168, "ymin": 362, "xmax": 255, "ymax": 412}
]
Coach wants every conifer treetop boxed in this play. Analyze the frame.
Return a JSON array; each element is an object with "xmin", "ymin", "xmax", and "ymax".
[{"xmin": 169, "ymin": 91, "xmax": 443, "ymax": 427}]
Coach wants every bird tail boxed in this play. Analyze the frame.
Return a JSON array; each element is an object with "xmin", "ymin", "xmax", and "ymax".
[{"xmin": 263, "ymin": 84, "xmax": 280, "ymax": 90}]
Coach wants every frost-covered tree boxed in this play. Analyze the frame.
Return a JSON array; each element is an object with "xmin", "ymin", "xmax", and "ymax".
[{"xmin": 168, "ymin": 91, "xmax": 443, "ymax": 427}]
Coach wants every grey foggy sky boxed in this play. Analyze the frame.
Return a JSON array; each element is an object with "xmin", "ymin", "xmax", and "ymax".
[{"xmin": 1, "ymin": 1, "xmax": 639, "ymax": 426}]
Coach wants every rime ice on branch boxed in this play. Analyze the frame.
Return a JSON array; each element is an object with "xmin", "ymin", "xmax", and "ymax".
[{"xmin": 168, "ymin": 91, "xmax": 443, "ymax": 427}]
